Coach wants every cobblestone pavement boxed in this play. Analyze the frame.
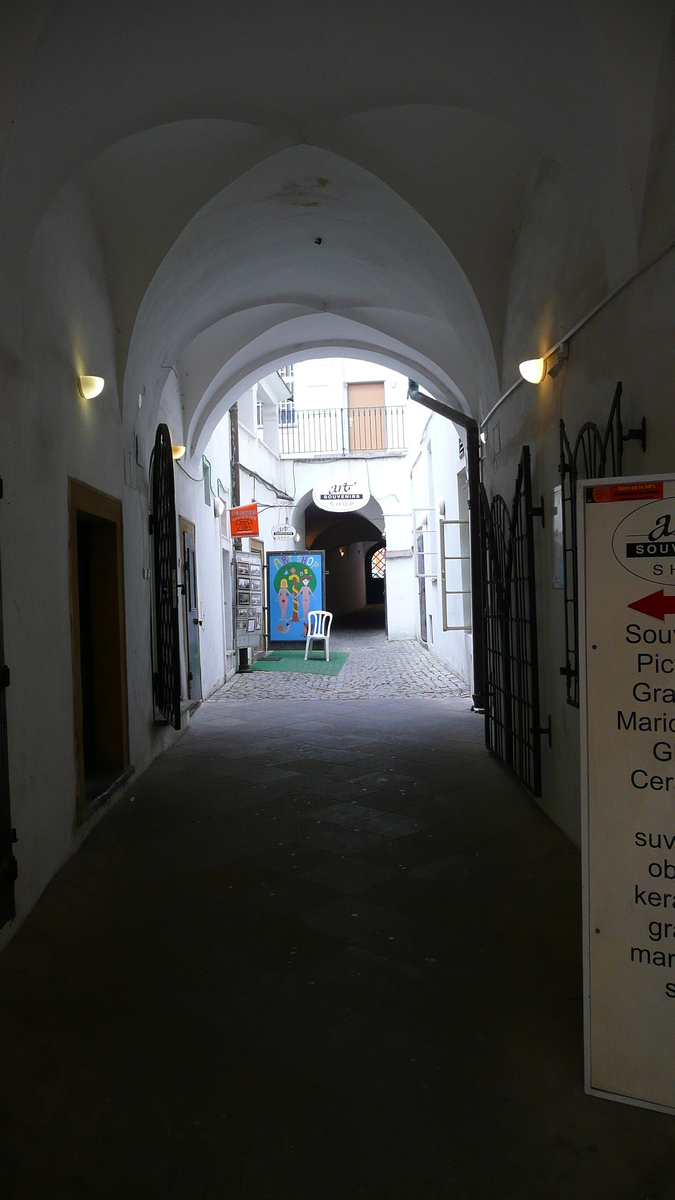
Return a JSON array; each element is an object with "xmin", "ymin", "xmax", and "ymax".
[{"xmin": 216, "ymin": 617, "xmax": 471, "ymax": 702}]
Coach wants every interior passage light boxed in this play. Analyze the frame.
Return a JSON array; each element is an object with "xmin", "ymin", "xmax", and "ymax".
[
  {"xmin": 171, "ymin": 445, "xmax": 186, "ymax": 460},
  {"xmin": 518, "ymin": 358, "xmax": 546, "ymax": 385},
  {"xmin": 214, "ymin": 497, "xmax": 225, "ymax": 518},
  {"xmin": 77, "ymin": 375, "xmax": 105, "ymax": 399}
]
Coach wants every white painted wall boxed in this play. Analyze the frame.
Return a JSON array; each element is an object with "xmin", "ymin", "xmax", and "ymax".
[{"xmin": 410, "ymin": 410, "xmax": 473, "ymax": 686}]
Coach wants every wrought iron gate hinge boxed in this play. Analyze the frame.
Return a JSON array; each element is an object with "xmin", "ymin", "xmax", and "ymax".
[
  {"xmin": 623, "ymin": 416, "xmax": 647, "ymax": 454},
  {"xmin": 559, "ymin": 664, "xmax": 575, "ymax": 679},
  {"xmin": 532, "ymin": 714, "xmax": 552, "ymax": 748},
  {"xmin": 148, "ymin": 513, "xmax": 154, "ymax": 535},
  {"xmin": 1, "ymin": 665, "xmax": 9, "ymax": 688},
  {"xmin": 530, "ymin": 496, "xmax": 545, "ymax": 528}
]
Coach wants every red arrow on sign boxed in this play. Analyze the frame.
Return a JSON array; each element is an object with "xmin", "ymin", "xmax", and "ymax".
[{"xmin": 628, "ymin": 590, "xmax": 675, "ymax": 621}]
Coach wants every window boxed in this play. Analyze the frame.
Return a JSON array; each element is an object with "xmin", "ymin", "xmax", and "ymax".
[
  {"xmin": 256, "ymin": 397, "xmax": 264, "ymax": 428},
  {"xmin": 278, "ymin": 398, "xmax": 296, "ymax": 426},
  {"xmin": 371, "ymin": 547, "xmax": 385, "ymax": 579}
]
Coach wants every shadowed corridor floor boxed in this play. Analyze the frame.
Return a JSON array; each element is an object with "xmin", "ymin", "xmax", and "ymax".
[{"xmin": 1, "ymin": 693, "xmax": 675, "ymax": 1198}]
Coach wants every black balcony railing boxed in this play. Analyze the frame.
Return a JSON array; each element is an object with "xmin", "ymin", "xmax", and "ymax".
[{"xmin": 278, "ymin": 405, "xmax": 406, "ymax": 455}]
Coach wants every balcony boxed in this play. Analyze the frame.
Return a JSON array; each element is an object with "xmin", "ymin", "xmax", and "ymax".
[{"xmin": 278, "ymin": 405, "xmax": 406, "ymax": 457}]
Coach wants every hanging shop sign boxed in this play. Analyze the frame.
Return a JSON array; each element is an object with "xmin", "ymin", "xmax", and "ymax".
[
  {"xmin": 312, "ymin": 478, "xmax": 370, "ymax": 513},
  {"xmin": 266, "ymin": 552, "xmax": 325, "ymax": 646},
  {"xmin": 272, "ymin": 524, "xmax": 296, "ymax": 540},
  {"xmin": 580, "ymin": 473, "xmax": 675, "ymax": 1114},
  {"xmin": 229, "ymin": 503, "xmax": 259, "ymax": 537}
]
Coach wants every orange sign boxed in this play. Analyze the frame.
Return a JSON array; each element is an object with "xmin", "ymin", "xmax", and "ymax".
[
  {"xmin": 229, "ymin": 503, "xmax": 259, "ymax": 537},
  {"xmin": 586, "ymin": 481, "xmax": 663, "ymax": 504}
]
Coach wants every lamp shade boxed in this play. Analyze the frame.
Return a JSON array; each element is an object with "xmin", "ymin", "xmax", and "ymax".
[
  {"xmin": 171, "ymin": 445, "xmax": 186, "ymax": 460},
  {"xmin": 518, "ymin": 358, "xmax": 546, "ymax": 385},
  {"xmin": 77, "ymin": 375, "xmax": 104, "ymax": 399}
]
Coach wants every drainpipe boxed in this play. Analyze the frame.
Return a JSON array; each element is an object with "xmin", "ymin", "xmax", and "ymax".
[
  {"xmin": 229, "ymin": 404, "xmax": 249, "ymax": 673},
  {"xmin": 465, "ymin": 423, "xmax": 484, "ymax": 711},
  {"xmin": 407, "ymin": 383, "xmax": 484, "ymax": 711}
]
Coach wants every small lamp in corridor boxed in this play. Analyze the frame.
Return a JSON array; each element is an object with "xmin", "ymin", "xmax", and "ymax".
[
  {"xmin": 171, "ymin": 444, "xmax": 186, "ymax": 460},
  {"xmin": 77, "ymin": 375, "xmax": 105, "ymax": 399},
  {"xmin": 518, "ymin": 358, "xmax": 546, "ymax": 385},
  {"xmin": 214, "ymin": 497, "xmax": 225, "ymax": 518}
]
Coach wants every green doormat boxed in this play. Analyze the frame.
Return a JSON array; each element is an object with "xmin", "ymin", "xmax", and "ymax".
[{"xmin": 251, "ymin": 650, "xmax": 349, "ymax": 677}]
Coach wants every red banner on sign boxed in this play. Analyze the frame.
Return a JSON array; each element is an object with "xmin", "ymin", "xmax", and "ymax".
[
  {"xmin": 229, "ymin": 504, "xmax": 259, "ymax": 537},
  {"xmin": 586, "ymin": 481, "xmax": 663, "ymax": 504}
]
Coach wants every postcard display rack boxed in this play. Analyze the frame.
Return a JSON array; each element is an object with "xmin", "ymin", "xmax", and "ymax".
[{"xmin": 235, "ymin": 550, "xmax": 263, "ymax": 650}]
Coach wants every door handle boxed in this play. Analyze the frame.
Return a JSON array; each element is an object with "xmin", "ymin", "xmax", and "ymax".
[{"xmin": 193, "ymin": 618, "xmax": 204, "ymax": 627}]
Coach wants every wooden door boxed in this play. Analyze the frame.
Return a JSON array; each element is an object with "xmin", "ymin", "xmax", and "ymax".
[
  {"xmin": 347, "ymin": 382, "xmax": 385, "ymax": 451},
  {"xmin": 69, "ymin": 479, "xmax": 129, "ymax": 820}
]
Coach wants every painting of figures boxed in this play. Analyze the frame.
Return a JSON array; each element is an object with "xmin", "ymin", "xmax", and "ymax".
[{"xmin": 267, "ymin": 552, "xmax": 325, "ymax": 645}]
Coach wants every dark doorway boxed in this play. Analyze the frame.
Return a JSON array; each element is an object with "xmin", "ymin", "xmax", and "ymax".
[
  {"xmin": 180, "ymin": 518, "xmax": 202, "ymax": 702},
  {"xmin": 69, "ymin": 481, "xmax": 129, "ymax": 820},
  {"xmin": 365, "ymin": 543, "xmax": 385, "ymax": 605}
]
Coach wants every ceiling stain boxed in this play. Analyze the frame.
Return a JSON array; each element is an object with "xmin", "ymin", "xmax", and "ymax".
[{"xmin": 269, "ymin": 176, "xmax": 331, "ymax": 207}]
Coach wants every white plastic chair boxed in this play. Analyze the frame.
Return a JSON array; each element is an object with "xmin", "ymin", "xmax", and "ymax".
[{"xmin": 305, "ymin": 610, "xmax": 333, "ymax": 661}]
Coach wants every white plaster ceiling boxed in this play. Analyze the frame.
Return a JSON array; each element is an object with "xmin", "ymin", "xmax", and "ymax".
[{"xmin": 1, "ymin": 0, "xmax": 674, "ymax": 426}]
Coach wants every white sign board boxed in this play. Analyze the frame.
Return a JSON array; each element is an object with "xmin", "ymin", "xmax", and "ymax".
[
  {"xmin": 272, "ymin": 524, "xmax": 296, "ymax": 540},
  {"xmin": 312, "ymin": 478, "xmax": 370, "ymax": 513},
  {"xmin": 580, "ymin": 473, "xmax": 675, "ymax": 1114}
]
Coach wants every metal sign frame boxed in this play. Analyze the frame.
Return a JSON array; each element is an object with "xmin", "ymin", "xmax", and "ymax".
[{"xmin": 579, "ymin": 470, "xmax": 675, "ymax": 1115}]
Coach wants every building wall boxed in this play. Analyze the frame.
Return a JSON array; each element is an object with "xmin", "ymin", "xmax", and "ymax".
[
  {"xmin": 482, "ymin": 153, "xmax": 675, "ymax": 847},
  {"xmin": 410, "ymin": 413, "xmax": 473, "ymax": 687}
]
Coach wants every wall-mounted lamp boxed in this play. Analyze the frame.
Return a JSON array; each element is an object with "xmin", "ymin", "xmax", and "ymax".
[
  {"xmin": 480, "ymin": 430, "xmax": 488, "ymax": 444},
  {"xmin": 519, "ymin": 343, "xmax": 568, "ymax": 385},
  {"xmin": 518, "ymin": 358, "xmax": 546, "ymax": 385},
  {"xmin": 171, "ymin": 445, "xmax": 186, "ymax": 460},
  {"xmin": 214, "ymin": 497, "xmax": 225, "ymax": 518},
  {"xmin": 436, "ymin": 497, "xmax": 446, "ymax": 516},
  {"xmin": 77, "ymin": 375, "xmax": 105, "ymax": 399},
  {"xmin": 339, "ymin": 546, "xmax": 346, "ymax": 557},
  {"xmin": 294, "ymin": 533, "xmax": 301, "ymax": 544}
]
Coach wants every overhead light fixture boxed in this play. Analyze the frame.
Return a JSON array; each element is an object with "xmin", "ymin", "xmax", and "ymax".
[
  {"xmin": 171, "ymin": 445, "xmax": 186, "ymax": 460},
  {"xmin": 77, "ymin": 375, "xmax": 104, "ymax": 399},
  {"xmin": 214, "ymin": 497, "xmax": 225, "ymax": 518},
  {"xmin": 518, "ymin": 358, "xmax": 546, "ymax": 385}
]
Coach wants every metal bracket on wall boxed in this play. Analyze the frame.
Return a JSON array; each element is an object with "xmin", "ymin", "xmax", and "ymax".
[
  {"xmin": 530, "ymin": 496, "xmax": 545, "ymax": 529},
  {"xmin": 622, "ymin": 416, "xmax": 647, "ymax": 455},
  {"xmin": 532, "ymin": 714, "xmax": 552, "ymax": 749}
]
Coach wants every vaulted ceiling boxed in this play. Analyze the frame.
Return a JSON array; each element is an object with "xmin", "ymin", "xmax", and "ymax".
[{"xmin": 2, "ymin": 0, "xmax": 674, "ymax": 439}]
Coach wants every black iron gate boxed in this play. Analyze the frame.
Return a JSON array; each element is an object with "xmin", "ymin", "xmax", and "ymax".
[
  {"xmin": 481, "ymin": 445, "xmax": 547, "ymax": 796},
  {"xmin": 559, "ymin": 382, "xmax": 646, "ymax": 706},
  {"xmin": 0, "ymin": 481, "xmax": 17, "ymax": 928},
  {"xmin": 150, "ymin": 424, "xmax": 181, "ymax": 730}
]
